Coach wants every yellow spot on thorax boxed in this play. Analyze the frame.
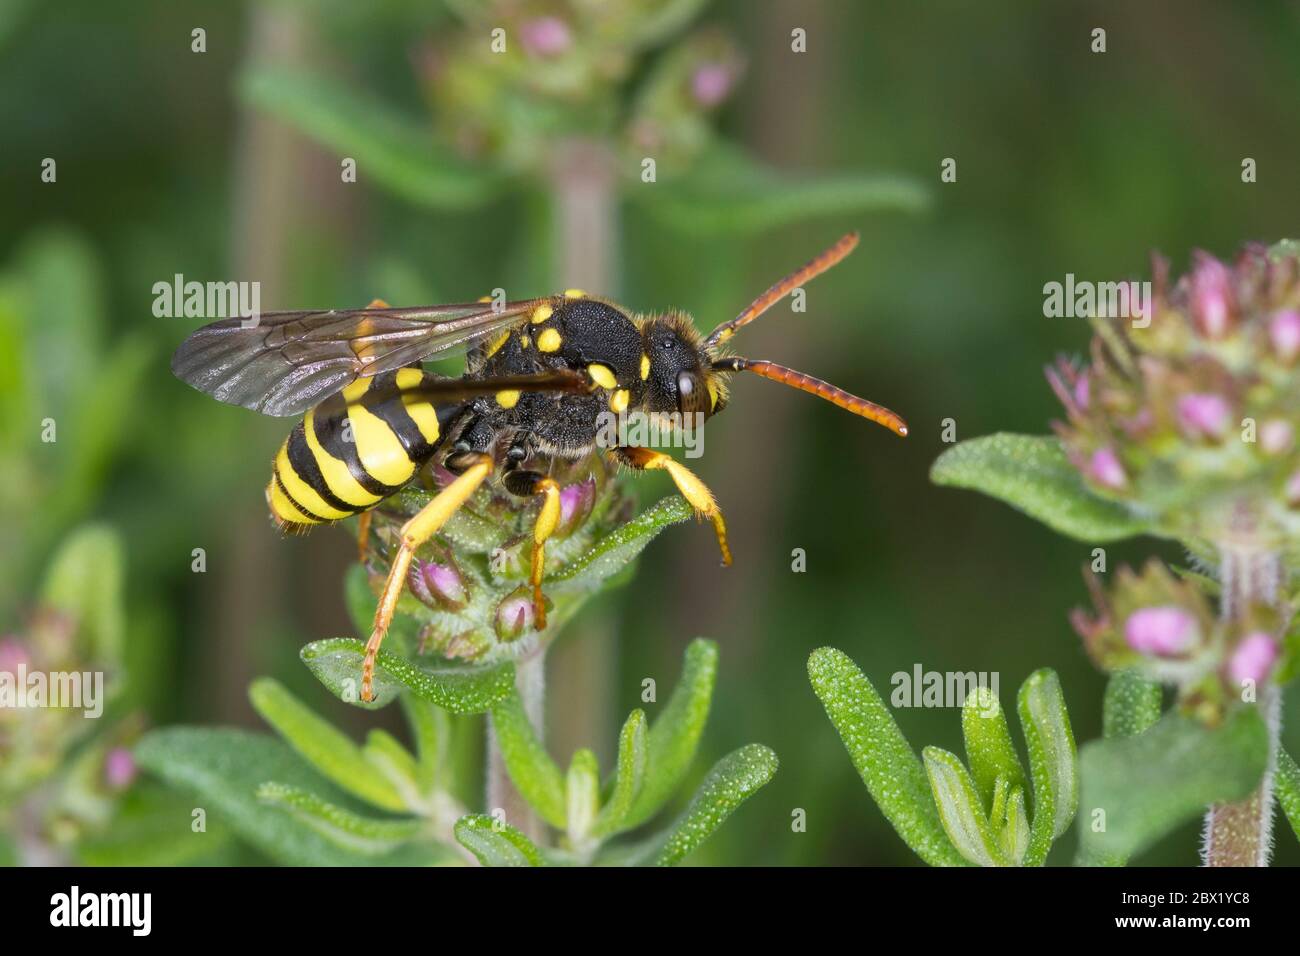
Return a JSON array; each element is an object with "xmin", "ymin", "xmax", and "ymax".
[
  {"xmin": 537, "ymin": 328, "xmax": 562, "ymax": 352},
  {"xmin": 610, "ymin": 389, "xmax": 630, "ymax": 414},
  {"xmin": 496, "ymin": 389, "xmax": 521, "ymax": 409},
  {"xmin": 530, "ymin": 304, "xmax": 553, "ymax": 324},
  {"xmin": 563, "ymin": 289, "xmax": 586, "ymax": 298},
  {"xmin": 587, "ymin": 363, "xmax": 617, "ymax": 389},
  {"xmin": 485, "ymin": 329, "xmax": 511, "ymax": 358},
  {"xmin": 640, "ymin": 354, "xmax": 651, "ymax": 380}
]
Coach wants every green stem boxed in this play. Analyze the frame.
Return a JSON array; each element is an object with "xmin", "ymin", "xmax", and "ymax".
[
  {"xmin": 1202, "ymin": 543, "xmax": 1283, "ymax": 867},
  {"xmin": 486, "ymin": 649, "xmax": 547, "ymax": 845}
]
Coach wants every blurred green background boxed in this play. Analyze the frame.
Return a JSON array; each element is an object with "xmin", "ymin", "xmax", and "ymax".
[{"xmin": 3, "ymin": 0, "xmax": 1299, "ymax": 865}]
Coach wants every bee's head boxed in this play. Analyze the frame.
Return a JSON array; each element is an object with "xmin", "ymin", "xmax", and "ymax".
[{"xmin": 639, "ymin": 312, "xmax": 728, "ymax": 421}]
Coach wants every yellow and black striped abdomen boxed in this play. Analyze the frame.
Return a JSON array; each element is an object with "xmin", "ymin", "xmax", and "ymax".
[{"xmin": 266, "ymin": 368, "xmax": 461, "ymax": 529}]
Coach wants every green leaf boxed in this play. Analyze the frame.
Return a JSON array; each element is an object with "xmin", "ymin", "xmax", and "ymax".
[
  {"xmin": 489, "ymin": 687, "xmax": 567, "ymax": 829},
  {"xmin": 1018, "ymin": 669, "xmax": 1077, "ymax": 866},
  {"xmin": 593, "ymin": 709, "xmax": 648, "ymax": 838},
  {"xmin": 1274, "ymin": 749, "xmax": 1300, "ymax": 844},
  {"xmin": 808, "ymin": 647, "xmax": 968, "ymax": 866},
  {"xmin": 1075, "ymin": 708, "xmax": 1269, "ymax": 866},
  {"xmin": 239, "ymin": 67, "xmax": 506, "ymax": 209},
  {"xmin": 454, "ymin": 814, "xmax": 547, "ymax": 867},
  {"xmin": 922, "ymin": 747, "xmax": 1008, "ymax": 867},
  {"xmin": 550, "ymin": 494, "xmax": 693, "ymax": 590},
  {"xmin": 1102, "ymin": 671, "xmax": 1163, "ymax": 739},
  {"xmin": 622, "ymin": 638, "xmax": 718, "ymax": 829},
  {"xmin": 248, "ymin": 678, "xmax": 406, "ymax": 812},
  {"xmin": 637, "ymin": 143, "xmax": 930, "ymax": 236},
  {"xmin": 931, "ymin": 434, "xmax": 1151, "ymax": 542},
  {"xmin": 135, "ymin": 728, "xmax": 449, "ymax": 866},
  {"xmin": 637, "ymin": 744, "xmax": 778, "ymax": 866},
  {"xmin": 300, "ymin": 637, "xmax": 514, "ymax": 713},
  {"xmin": 256, "ymin": 783, "xmax": 427, "ymax": 855},
  {"xmin": 961, "ymin": 686, "xmax": 1027, "ymax": 811},
  {"xmin": 1003, "ymin": 786, "xmax": 1030, "ymax": 865},
  {"xmin": 566, "ymin": 749, "xmax": 601, "ymax": 844},
  {"xmin": 40, "ymin": 524, "xmax": 125, "ymax": 664},
  {"xmin": 400, "ymin": 696, "xmax": 449, "ymax": 795}
]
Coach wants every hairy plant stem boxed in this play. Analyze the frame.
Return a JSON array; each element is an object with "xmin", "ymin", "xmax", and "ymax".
[
  {"xmin": 486, "ymin": 648, "xmax": 547, "ymax": 844},
  {"xmin": 1202, "ymin": 537, "xmax": 1283, "ymax": 866}
]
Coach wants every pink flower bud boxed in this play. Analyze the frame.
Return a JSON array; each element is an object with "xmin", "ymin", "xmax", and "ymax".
[
  {"xmin": 104, "ymin": 747, "xmax": 137, "ymax": 790},
  {"xmin": 1190, "ymin": 254, "xmax": 1233, "ymax": 338},
  {"xmin": 557, "ymin": 477, "xmax": 596, "ymax": 535},
  {"xmin": 1227, "ymin": 632, "xmax": 1278, "ymax": 686},
  {"xmin": 1260, "ymin": 419, "xmax": 1294, "ymax": 456},
  {"xmin": 691, "ymin": 64, "xmax": 735, "ymax": 107},
  {"xmin": 494, "ymin": 588, "xmax": 535, "ymax": 641},
  {"xmin": 520, "ymin": 17, "xmax": 571, "ymax": 57},
  {"xmin": 1124, "ymin": 606, "xmax": 1198, "ymax": 656},
  {"xmin": 1088, "ymin": 446, "xmax": 1127, "ymax": 490},
  {"xmin": 1176, "ymin": 393, "xmax": 1231, "ymax": 440},
  {"xmin": 1270, "ymin": 309, "xmax": 1300, "ymax": 363},
  {"xmin": 409, "ymin": 560, "xmax": 467, "ymax": 610}
]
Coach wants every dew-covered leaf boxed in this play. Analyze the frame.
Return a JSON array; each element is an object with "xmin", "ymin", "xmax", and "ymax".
[
  {"xmin": 931, "ymin": 434, "xmax": 1151, "ymax": 542},
  {"xmin": 300, "ymin": 637, "xmax": 514, "ymax": 714},
  {"xmin": 808, "ymin": 647, "xmax": 968, "ymax": 866}
]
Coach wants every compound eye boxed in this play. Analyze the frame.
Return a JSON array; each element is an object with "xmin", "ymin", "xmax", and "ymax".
[{"xmin": 676, "ymin": 371, "xmax": 708, "ymax": 416}]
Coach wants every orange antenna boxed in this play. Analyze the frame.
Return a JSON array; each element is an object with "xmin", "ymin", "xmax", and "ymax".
[
  {"xmin": 712, "ymin": 357, "xmax": 908, "ymax": 437},
  {"xmin": 703, "ymin": 232, "xmax": 860, "ymax": 351}
]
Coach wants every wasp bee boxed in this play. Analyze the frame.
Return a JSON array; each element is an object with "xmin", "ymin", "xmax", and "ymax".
[{"xmin": 172, "ymin": 233, "xmax": 906, "ymax": 701}]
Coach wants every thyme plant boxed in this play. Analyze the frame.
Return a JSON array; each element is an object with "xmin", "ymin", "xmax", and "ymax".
[{"xmin": 931, "ymin": 241, "xmax": 1300, "ymax": 865}]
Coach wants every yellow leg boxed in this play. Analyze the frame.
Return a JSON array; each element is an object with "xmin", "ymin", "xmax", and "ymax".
[
  {"xmin": 529, "ymin": 478, "xmax": 561, "ymax": 630},
  {"xmin": 360, "ymin": 454, "xmax": 493, "ymax": 702},
  {"xmin": 614, "ymin": 447, "xmax": 731, "ymax": 566}
]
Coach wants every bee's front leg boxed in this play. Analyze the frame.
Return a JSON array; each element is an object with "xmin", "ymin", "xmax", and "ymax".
[
  {"xmin": 610, "ymin": 446, "xmax": 731, "ymax": 566},
  {"xmin": 503, "ymin": 468, "xmax": 561, "ymax": 630}
]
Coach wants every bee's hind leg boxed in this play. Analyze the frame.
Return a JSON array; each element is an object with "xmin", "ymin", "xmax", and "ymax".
[
  {"xmin": 503, "ymin": 468, "xmax": 561, "ymax": 631},
  {"xmin": 360, "ymin": 453, "xmax": 493, "ymax": 702}
]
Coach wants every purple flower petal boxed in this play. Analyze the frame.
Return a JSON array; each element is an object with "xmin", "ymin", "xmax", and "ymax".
[
  {"xmin": 1176, "ymin": 392, "xmax": 1231, "ymax": 440},
  {"xmin": 1124, "ymin": 606, "xmax": 1198, "ymax": 656},
  {"xmin": 1227, "ymin": 632, "xmax": 1278, "ymax": 686}
]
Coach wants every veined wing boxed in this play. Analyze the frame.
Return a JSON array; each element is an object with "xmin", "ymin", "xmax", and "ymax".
[{"xmin": 170, "ymin": 300, "xmax": 549, "ymax": 417}]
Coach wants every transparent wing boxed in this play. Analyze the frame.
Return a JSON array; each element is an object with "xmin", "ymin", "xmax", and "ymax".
[{"xmin": 170, "ymin": 300, "xmax": 547, "ymax": 417}]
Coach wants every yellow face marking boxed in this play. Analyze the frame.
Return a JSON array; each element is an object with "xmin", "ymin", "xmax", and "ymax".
[
  {"xmin": 563, "ymin": 289, "xmax": 586, "ymax": 299},
  {"xmin": 640, "ymin": 353, "xmax": 651, "ymax": 380},
  {"xmin": 530, "ymin": 304, "xmax": 553, "ymax": 324},
  {"xmin": 485, "ymin": 329, "xmax": 511, "ymax": 358},
  {"xmin": 496, "ymin": 389, "xmax": 521, "ymax": 409},
  {"xmin": 267, "ymin": 478, "xmax": 319, "ymax": 526},
  {"xmin": 395, "ymin": 368, "xmax": 442, "ymax": 444},
  {"xmin": 587, "ymin": 363, "xmax": 617, "ymax": 389},
  {"xmin": 302, "ymin": 408, "xmax": 383, "ymax": 509},
  {"xmin": 275, "ymin": 445, "xmax": 352, "ymax": 520},
  {"xmin": 706, "ymin": 377, "xmax": 719, "ymax": 410},
  {"xmin": 610, "ymin": 389, "xmax": 630, "ymax": 414},
  {"xmin": 347, "ymin": 395, "xmax": 417, "ymax": 487},
  {"xmin": 537, "ymin": 328, "xmax": 562, "ymax": 352}
]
